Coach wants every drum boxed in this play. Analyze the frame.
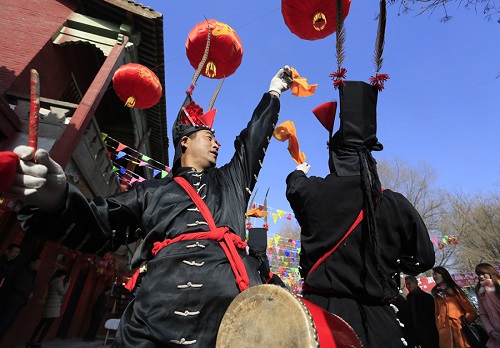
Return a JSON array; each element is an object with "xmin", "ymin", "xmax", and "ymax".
[{"xmin": 216, "ymin": 284, "xmax": 362, "ymax": 348}]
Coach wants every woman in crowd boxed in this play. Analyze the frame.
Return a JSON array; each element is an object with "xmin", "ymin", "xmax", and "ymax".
[
  {"xmin": 26, "ymin": 270, "xmax": 70, "ymax": 348},
  {"xmin": 475, "ymin": 263, "xmax": 500, "ymax": 348},
  {"xmin": 432, "ymin": 266, "xmax": 478, "ymax": 347}
]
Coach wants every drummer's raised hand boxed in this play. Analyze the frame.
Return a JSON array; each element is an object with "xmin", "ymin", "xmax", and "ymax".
[
  {"xmin": 269, "ymin": 65, "xmax": 293, "ymax": 97},
  {"xmin": 295, "ymin": 162, "xmax": 311, "ymax": 175},
  {"xmin": 8, "ymin": 145, "xmax": 67, "ymax": 211}
]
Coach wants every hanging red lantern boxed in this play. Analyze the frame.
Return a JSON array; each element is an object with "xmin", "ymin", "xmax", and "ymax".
[
  {"xmin": 281, "ymin": 0, "xmax": 351, "ymax": 40},
  {"xmin": 186, "ymin": 20, "xmax": 243, "ymax": 79},
  {"xmin": 112, "ymin": 63, "xmax": 162, "ymax": 109}
]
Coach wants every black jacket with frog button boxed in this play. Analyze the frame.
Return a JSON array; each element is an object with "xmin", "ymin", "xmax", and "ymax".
[{"xmin": 17, "ymin": 92, "xmax": 280, "ymax": 347}]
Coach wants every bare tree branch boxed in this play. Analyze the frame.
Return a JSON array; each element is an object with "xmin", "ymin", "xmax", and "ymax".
[{"xmin": 387, "ymin": 0, "xmax": 500, "ymax": 22}]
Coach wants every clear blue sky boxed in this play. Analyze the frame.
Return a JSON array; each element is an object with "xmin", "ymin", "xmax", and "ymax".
[{"xmin": 144, "ymin": 0, "xmax": 499, "ymax": 233}]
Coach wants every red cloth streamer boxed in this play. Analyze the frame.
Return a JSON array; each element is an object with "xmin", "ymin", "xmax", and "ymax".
[
  {"xmin": 369, "ymin": 73, "xmax": 390, "ymax": 91},
  {"xmin": 0, "ymin": 151, "xmax": 18, "ymax": 192}
]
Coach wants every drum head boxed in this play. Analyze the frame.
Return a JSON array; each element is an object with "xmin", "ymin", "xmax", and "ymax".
[{"xmin": 216, "ymin": 284, "xmax": 318, "ymax": 348}]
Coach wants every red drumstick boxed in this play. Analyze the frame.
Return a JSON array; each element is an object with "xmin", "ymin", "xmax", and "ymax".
[{"xmin": 28, "ymin": 69, "xmax": 40, "ymax": 160}]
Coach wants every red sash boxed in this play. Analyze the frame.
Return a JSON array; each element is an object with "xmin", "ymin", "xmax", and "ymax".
[
  {"xmin": 151, "ymin": 177, "xmax": 250, "ymax": 292},
  {"xmin": 304, "ymin": 189, "xmax": 384, "ymax": 291},
  {"xmin": 306, "ymin": 208, "xmax": 365, "ymax": 279}
]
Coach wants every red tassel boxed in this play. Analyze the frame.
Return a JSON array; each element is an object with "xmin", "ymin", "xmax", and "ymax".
[
  {"xmin": 369, "ymin": 73, "xmax": 390, "ymax": 91},
  {"xmin": 329, "ymin": 68, "xmax": 347, "ymax": 90},
  {"xmin": 185, "ymin": 84, "xmax": 195, "ymax": 95},
  {"xmin": 263, "ymin": 223, "xmax": 269, "ymax": 231},
  {"xmin": 124, "ymin": 269, "xmax": 140, "ymax": 292}
]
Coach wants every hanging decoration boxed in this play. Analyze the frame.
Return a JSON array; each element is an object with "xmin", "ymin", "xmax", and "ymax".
[
  {"xmin": 186, "ymin": 19, "xmax": 243, "ymax": 79},
  {"xmin": 435, "ymin": 235, "xmax": 460, "ymax": 249},
  {"xmin": 112, "ymin": 63, "xmax": 162, "ymax": 109},
  {"xmin": 103, "ymin": 134, "xmax": 170, "ymax": 188},
  {"xmin": 281, "ymin": 0, "xmax": 351, "ymax": 41}
]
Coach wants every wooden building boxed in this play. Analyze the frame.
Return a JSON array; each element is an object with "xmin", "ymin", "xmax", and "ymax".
[{"xmin": 0, "ymin": 0, "xmax": 167, "ymax": 345}]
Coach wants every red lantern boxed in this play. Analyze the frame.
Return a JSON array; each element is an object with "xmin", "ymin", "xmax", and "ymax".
[
  {"xmin": 186, "ymin": 20, "xmax": 243, "ymax": 79},
  {"xmin": 112, "ymin": 63, "xmax": 162, "ymax": 109},
  {"xmin": 281, "ymin": 0, "xmax": 351, "ymax": 40}
]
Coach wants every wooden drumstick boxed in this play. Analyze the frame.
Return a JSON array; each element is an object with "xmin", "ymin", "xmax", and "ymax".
[{"xmin": 28, "ymin": 69, "xmax": 40, "ymax": 161}]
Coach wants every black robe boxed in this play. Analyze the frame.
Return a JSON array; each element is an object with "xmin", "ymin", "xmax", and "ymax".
[
  {"xmin": 286, "ymin": 171, "xmax": 435, "ymax": 348},
  {"xmin": 18, "ymin": 93, "xmax": 280, "ymax": 347},
  {"xmin": 407, "ymin": 288, "xmax": 439, "ymax": 348}
]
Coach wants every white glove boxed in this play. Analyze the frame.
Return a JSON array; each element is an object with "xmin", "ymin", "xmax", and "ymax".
[
  {"xmin": 8, "ymin": 145, "xmax": 67, "ymax": 211},
  {"xmin": 269, "ymin": 66, "xmax": 293, "ymax": 96},
  {"xmin": 295, "ymin": 162, "xmax": 311, "ymax": 175}
]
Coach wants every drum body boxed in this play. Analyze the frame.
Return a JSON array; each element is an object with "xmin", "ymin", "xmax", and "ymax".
[{"xmin": 216, "ymin": 284, "xmax": 362, "ymax": 348}]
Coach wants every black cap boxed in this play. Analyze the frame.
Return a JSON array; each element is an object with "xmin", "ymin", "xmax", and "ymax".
[{"xmin": 171, "ymin": 94, "xmax": 216, "ymax": 172}]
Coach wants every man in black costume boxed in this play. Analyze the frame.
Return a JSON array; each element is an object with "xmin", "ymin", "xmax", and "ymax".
[
  {"xmin": 285, "ymin": 81, "xmax": 435, "ymax": 347},
  {"xmin": 405, "ymin": 275, "xmax": 439, "ymax": 348},
  {"xmin": 8, "ymin": 67, "xmax": 292, "ymax": 347}
]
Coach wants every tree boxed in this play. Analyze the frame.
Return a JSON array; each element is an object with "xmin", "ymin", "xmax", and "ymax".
[
  {"xmin": 377, "ymin": 157, "xmax": 446, "ymax": 233},
  {"xmin": 377, "ymin": 157, "xmax": 458, "ymax": 271},
  {"xmin": 277, "ymin": 220, "xmax": 301, "ymax": 241},
  {"xmin": 377, "ymin": 157, "xmax": 500, "ymax": 270},
  {"xmin": 388, "ymin": 0, "xmax": 500, "ymax": 23},
  {"xmin": 438, "ymin": 192, "xmax": 500, "ymax": 269}
]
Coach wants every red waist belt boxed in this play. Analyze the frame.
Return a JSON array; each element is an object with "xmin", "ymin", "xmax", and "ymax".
[
  {"xmin": 152, "ymin": 227, "xmax": 249, "ymax": 292},
  {"xmin": 150, "ymin": 177, "xmax": 250, "ymax": 293}
]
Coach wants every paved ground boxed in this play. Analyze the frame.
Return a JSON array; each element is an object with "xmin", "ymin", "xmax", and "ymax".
[{"xmin": 10, "ymin": 336, "xmax": 110, "ymax": 348}]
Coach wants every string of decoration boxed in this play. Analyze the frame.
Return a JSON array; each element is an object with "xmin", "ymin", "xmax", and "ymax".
[{"xmin": 104, "ymin": 134, "xmax": 170, "ymax": 172}]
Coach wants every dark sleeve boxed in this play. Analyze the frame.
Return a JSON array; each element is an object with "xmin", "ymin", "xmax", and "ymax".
[
  {"xmin": 17, "ymin": 181, "xmax": 154, "ymax": 254},
  {"xmin": 393, "ymin": 192, "xmax": 435, "ymax": 275},
  {"xmin": 422, "ymin": 292, "xmax": 437, "ymax": 321},
  {"xmin": 219, "ymin": 93, "xmax": 280, "ymax": 200},
  {"xmin": 285, "ymin": 169, "xmax": 309, "ymax": 213}
]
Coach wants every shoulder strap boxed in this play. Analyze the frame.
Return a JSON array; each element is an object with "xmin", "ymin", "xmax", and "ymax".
[
  {"xmin": 306, "ymin": 208, "xmax": 365, "ymax": 278},
  {"xmin": 305, "ymin": 188, "xmax": 385, "ymax": 279},
  {"xmin": 174, "ymin": 176, "xmax": 216, "ymax": 230}
]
